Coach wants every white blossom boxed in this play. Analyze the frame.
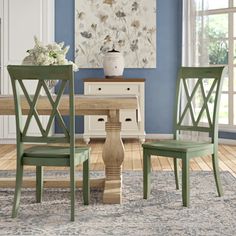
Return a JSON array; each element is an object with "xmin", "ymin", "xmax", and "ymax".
[{"xmin": 23, "ymin": 36, "xmax": 78, "ymax": 72}]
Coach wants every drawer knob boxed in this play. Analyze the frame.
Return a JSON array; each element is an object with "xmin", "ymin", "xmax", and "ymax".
[
  {"xmin": 127, "ymin": 88, "xmax": 130, "ymax": 91},
  {"xmin": 97, "ymin": 118, "xmax": 105, "ymax": 122},
  {"xmin": 125, "ymin": 118, "xmax": 132, "ymax": 122},
  {"xmin": 98, "ymin": 88, "xmax": 102, "ymax": 91}
]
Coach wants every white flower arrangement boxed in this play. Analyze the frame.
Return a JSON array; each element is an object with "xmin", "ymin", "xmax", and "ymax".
[
  {"xmin": 22, "ymin": 36, "xmax": 78, "ymax": 90},
  {"xmin": 23, "ymin": 36, "xmax": 78, "ymax": 71}
]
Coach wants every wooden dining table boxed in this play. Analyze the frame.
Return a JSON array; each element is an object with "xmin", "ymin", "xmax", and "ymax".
[{"xmin": 0, "ymin": 94, "xmax": 140, "ymax": 204}]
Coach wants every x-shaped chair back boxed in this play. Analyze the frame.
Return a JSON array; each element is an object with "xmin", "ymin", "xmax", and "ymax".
[
  {"xmin": 174, "ymin": 67, "xmax": 225, "ymax": 143},
  {"xmin": 7, "ymin": 65, "xmax": 74, "ymax": 145}
]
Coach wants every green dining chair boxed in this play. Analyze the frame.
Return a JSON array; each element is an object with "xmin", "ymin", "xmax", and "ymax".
[
  {"xmin": 7, "ymin": 65, "xmax": 90, "ymax": 221},
  {"xmin": 143, "ymin": 66, "xmax": 225, "ymax": 207}
]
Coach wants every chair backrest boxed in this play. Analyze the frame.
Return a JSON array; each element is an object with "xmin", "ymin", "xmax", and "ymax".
[
  {"xmin": 7, "ymin": 65, "xmax": 74, "ymax": 146},
  {"xmin": 174, "ymin": 66, "xmax": 225, "ymax": 143}
]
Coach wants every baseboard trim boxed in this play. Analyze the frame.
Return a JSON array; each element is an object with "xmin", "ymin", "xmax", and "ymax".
[
  {"xmin": 75, "ymin": 134, "xmax": 84, "ymax": 139},
  {"xmin": 0, "ymin": 139, "xmax": 16, "ymax": 144},
  {"xmin": 218, "ymin": 138, "xmax": 236, "ymax": 145}
]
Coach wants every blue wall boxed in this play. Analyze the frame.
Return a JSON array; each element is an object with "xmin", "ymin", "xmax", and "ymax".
[{"xmin": 55, "ymin": 0, "xmax": 182, "ymax": 134}]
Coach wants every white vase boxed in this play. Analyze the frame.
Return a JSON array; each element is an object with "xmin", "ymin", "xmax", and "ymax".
[{"xmin": 103, "ymin": 49, "xmax": 124, "ymax": 78}]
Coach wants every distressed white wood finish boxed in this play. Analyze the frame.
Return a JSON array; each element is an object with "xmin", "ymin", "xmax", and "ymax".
[{"xmin": 83, "ymin": 78, "xmax": 146, "ymax": 144}]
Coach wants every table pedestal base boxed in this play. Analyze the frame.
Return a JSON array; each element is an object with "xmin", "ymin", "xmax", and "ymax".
[
  {"xmin": 103, "ymin": 179, "xmax": 121, "ymax": 204},
  {"xmin": 102, "ymin": 117, "xmax": 124, "ymax": 204},
  {"xmin": 103, "ymin": 166, "xmax": 122, "ymax": 204}
]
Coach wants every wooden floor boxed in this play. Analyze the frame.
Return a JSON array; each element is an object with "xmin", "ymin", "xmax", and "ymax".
[{"xmin": 0, "ymin": 139, "xmax": 236, "ymax": 177}]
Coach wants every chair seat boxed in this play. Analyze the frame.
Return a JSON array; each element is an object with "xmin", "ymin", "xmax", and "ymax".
[
  {"xmin": 142, "ymin": 140, "xmax": 213, "ymax": 152},
  {"xmin": 23, "ymin": 145, "xmax": 90, "ymax": 166},
  {"xmin": 24, "ymin": 145, "xmax": 89, "ymax": 157}
]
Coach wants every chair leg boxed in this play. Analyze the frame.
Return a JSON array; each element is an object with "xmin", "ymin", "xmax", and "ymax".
[
  {"xmin": 212, "ymin": 153, "xmax": 223, "ymax": 197},
  {"xmin": 12, "ymin": 164, "xmax": 24, "ymax": 218},
  {"xmin": 83, "ymin": 157, "xmax": 90, "ymax": 205},
  {"xmin": 174, "ymin": 158, "xmax": 179, "ymax": 190},
  {"xmin": 143, "ymin": 149, "xmax": 151, "ymax": 199},
  {"xmin": 36, "ymin": 166, "xmax": 43, "ymax": 203},
  {"xmin": 70, "ymin": 166, "xmax": 75, "ymax": 222},
  {"xmin": 182, "ymin": 157, "xmax": 190, "ymax": 207}
]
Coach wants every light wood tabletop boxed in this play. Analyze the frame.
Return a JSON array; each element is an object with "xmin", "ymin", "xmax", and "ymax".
[{"xmin": 0, "ymin": 94, "xmax": 138, "ymax": 115}]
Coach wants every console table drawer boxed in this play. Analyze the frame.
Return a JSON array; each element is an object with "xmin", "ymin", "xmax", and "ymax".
[
  {"xmin": 88, "ymin": 84, "xmax": 140, "ymax": 95},
  {"xmin": 89, "ymin": 115, "xmax": 107, "ymax": 131},
  {"xmin": 88, "ymin": 110, "xmax": 138, "ymax": 132},
  {"xmin": 120, "ymin": 110, "xmax": 138, "ymax": 131}
]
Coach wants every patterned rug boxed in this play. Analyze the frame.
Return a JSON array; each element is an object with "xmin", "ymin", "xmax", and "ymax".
[{"xmin": 0, "ymin": 171, "xmax": 236, "ymax": 236}]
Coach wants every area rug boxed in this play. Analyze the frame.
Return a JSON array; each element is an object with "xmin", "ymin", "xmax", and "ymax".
[{"xmin": 0, "ymin": 171, "xmax": 236, "ymax": 236}]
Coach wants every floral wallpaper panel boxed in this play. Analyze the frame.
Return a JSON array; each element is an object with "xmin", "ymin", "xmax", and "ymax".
[{"xmin": 75, "ymin": 0, "xmax": 156, "ymax": 68}]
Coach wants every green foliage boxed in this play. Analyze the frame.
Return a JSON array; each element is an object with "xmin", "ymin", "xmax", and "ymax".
[
  {"xmin": 198, "ymin": 25, "xmax": 228, "ymax": 65},
  {"xmin": 207, "ymin": 26, "xmax": 228, "ymax": 64}
]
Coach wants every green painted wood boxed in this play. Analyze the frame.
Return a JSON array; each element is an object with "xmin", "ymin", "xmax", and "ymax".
[
  {"xmin": 8, "ymin": 65, "xmax": 90, "ymax": 221},
  {"xmin": 11, "ymin": 162, "xmax": 23, "ymax": 218},
  {"xmin": 143, "ymin": 140, "xmax": 213, "ymax": 152},
  {"xmin": 212, "ymin": 146, "xmax": 223, "ymax": 197},
  {"xmin": 182, "ymin": 155, "xmax": 190, "ymax": 207},
  {"xmin": 42, "ymin": 79, "xmax": 69, "ymax": 138},
  {"xmin": 23, "ymin": 149, "xmax": 89, "ymax": 167},
  {"xmin": 22, "ymin": 136, "xmax": 69, "ymax": 143},
  {"xmin": 174, "ymin": 159, "xmax": 179, "ymax": 190},
  {"xmin": 83, "ymin": 158, "xmax": 90, "ymax": 205},
  {"xmin": 142, "ymin": 66, "xmax": 225, "ymax": 207},
  {"xmin": 36, "ymin": 166, "xmax": 43, "ymax": 203},
  {"xmin": 143, "ymin": 149, "xmax": 151, "ymax": 199}
]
